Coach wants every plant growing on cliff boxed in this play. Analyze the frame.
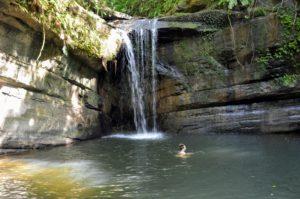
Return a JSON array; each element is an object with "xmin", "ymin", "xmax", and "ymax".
[
  {"xmin": 102, "ymin": 0, "xmax": 255, "ymax": 17},
  {"xmin": 217, "ymin": 0, "xmax": 254, "ymax": 10},
  {"xmin": 276, "ymin": 8, "xmax": 300, "ymax": 59},
  {"xmin": 68, "ymin": 0, "xmax": 255, "ymax": 17},
  {"xmin": 275, "ymin": 8, "xmax": 300, "ymax": 86},
  {"xmin": 17, "ymin": 0, "xmax": 121, "ymax": 70},
  {"xmin": 75, "ymin": 0, "xmax": 104, "ymax": 15},
  {"xmin": 276, "ymin": 74, "xmax": 300, "ymax": 87},
  {"xmin": 255, "ymin": 7, "xmax": 300, "ymax": 87},
  {"xmin": 103, "ymin": 0, "xmax": 181, "ymax": 17}
]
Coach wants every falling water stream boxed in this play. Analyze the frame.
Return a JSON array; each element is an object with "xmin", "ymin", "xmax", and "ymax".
[
  {"xmin": 121, "ymin": 19, "xmax": 159, "ymax": 134},
  {"xmin": 151, "ymin": 19, "xmax": 158, "ymax": 132},
  {"xmin": 122, "ymin": 31, "xmax": 147, "ymax": 133}
]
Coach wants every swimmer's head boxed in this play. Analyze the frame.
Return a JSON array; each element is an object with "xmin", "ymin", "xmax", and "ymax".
[{"xmin": 179, "ymin": 143, "xmax": 186, "ymax": 151}]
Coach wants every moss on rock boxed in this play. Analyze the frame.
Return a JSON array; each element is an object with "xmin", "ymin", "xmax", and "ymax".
[
  {"xmin": 175, "ymin": 0, "xmax": 215, "ymax": 13},
  {"xmin": 16, "ymin": 0, "xmax": 123, "ymax": 71}
]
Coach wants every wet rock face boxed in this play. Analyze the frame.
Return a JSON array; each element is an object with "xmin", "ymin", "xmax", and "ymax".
[
  {"xmin": 0, "ymin": 13, "xmax": 112, "ymax": 149},
  {"xmin": 160, "ymin": 99, "xmax": 300, "ymax": 134},
  {"xmin": 155, "ymin": 12, "xmax": 300, "ymax": 134}
]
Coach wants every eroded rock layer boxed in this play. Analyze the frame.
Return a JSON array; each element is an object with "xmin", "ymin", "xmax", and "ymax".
[
  {"xmin": 0, "ymin": 1, "xmax": 122, "ymax": 148},
  {"xmin": 154, "ymin": 11, "xmax": 300, "ymax": 134}
]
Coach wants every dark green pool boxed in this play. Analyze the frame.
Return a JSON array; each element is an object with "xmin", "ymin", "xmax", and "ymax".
[{"xmin": 1, "ymin": 133, "xmax": 300, "ymax": 199}]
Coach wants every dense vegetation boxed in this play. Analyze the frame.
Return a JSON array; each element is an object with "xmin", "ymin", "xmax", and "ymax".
[
  {"xmin": 103, "ymin": 0, "xmax": 181, "ymax": 17},
  {"xmin": 259, "ymin": 7, "xmax": 300, "ymax": 87},
  {"xmin": 75, "ymin": 0, "xmax": 255, "ymax": 17},
  {"xmin": 74, "ymin": 0, "xmax": 181, "ymax": 17}
]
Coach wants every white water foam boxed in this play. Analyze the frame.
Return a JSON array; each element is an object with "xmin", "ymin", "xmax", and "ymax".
[{"xmin": 103, "ymin": 132, "xmax": 165, "ymax": 140}]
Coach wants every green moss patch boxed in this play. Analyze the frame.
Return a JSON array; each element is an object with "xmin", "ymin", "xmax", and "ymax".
[{"xmin": 17, "ymin": 0, "xmax": 122, "ymax": 70}]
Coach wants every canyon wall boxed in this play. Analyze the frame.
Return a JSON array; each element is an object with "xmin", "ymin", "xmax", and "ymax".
[
  {"xmin": 0, "ymin": 1, "xmax": 122, "ymax": 148},
  {"xmin": 154, "ymin": 10, "xmax": 300, "ymax": 134}
]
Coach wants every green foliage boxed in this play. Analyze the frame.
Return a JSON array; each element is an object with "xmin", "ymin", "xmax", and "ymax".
[
  {"xmin": 103, "ymin": 0, "xmax": 181, "ymax": 17},
  {"xmin": 100, "ymin": 0, "xmax": 254, "ymax": 17},
  {"xmin": 275, "ymin": 9, "xmax": 300, "ymax": 60},
  {"xmin": 75, "ymin": 0, "xmax": 254, "ymax": 17},
  {"xmin": 251, "ymin": 7, "xmax": 272, "ymax": 18},
  {"xmin": 17, "ymin": 0, "xmax": 120, "ymax": 65},
  {"xmin": 256, "ymin": 8, "xmax": 300, "ymax": 87},
  {"xmin": 217, "ymin": 0, "xmax": 254, "ymax": 10},
  {"xmin": 75, "ymin": 0, "xmax": 105, "ymax": 16},
  {"xmin": 276, "ymin": 74, "xmax": 300, "ymax": 87},
  {"xmin": 256, "ymin": 50, "xmax": 272, "ymax": 67}
]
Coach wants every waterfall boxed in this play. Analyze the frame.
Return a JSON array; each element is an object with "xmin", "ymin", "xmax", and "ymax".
[
  {"xmin": 121, "ymin": 31, "xmax": 147, "ymax": 133},
  {"xmin": 120, "ymin": 19, "xmax": 158, "ymax": 133},
  {"xmin": 151, "ymin": 19, "xmax": 158, "ymax": 131}
]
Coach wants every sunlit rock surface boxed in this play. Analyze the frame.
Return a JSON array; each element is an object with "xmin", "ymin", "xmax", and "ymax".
[{"xmin": 0, "ymin": 2, "xmax": 120, "ymax": 148}]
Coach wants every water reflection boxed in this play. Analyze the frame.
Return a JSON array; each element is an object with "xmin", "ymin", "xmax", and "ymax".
[
  {"xmin": 0, "ymin": 158, "xmax": 115, "ymax": 199},
  {"xmin": 0, "ymin": 159, "xmax": 29, "ymax": 199}
]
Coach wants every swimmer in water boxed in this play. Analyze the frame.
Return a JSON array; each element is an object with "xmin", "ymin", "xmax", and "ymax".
[
  {"xmin": 176, "ymin": 143, "xmax": 194, "ymax": 158},
  {"xmin": 178, "ymin": 143, "xmax": 187, "ymax": 156}
]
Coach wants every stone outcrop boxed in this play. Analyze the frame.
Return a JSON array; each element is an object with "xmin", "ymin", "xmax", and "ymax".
[
  {"xmin": 153, "ymin": 10, "xmax": 300, "ymax": 134},
  {"xmin": 0, "ymin": 1, "xmax": 122, "ymax": 148}
]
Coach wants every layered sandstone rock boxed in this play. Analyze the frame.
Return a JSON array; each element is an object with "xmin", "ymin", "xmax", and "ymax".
[
  {"xmin": 0, "ymin": 1, "xmax": 123, "ymax": 148},
  {"xmin": 154, "ymin": 11, "xmax": 300, "ymax": 134}
]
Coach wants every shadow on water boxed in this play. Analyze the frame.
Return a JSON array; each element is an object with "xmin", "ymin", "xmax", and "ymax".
[{"xmin": 1, "ymin": 133, "xmax": 300, "ymax": 198}]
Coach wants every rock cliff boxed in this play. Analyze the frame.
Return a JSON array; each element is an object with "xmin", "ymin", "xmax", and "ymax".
[
  {"xmin": 154, "ymin": 9, "xmax": 300, "ymax": 134},
  {"xmin": 0, "ymin": 0, "xmax": 122, "ymax": 148},
  {"xmin": 1, "ymin": 1, "xmax": 299, "ymax": 150}
]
